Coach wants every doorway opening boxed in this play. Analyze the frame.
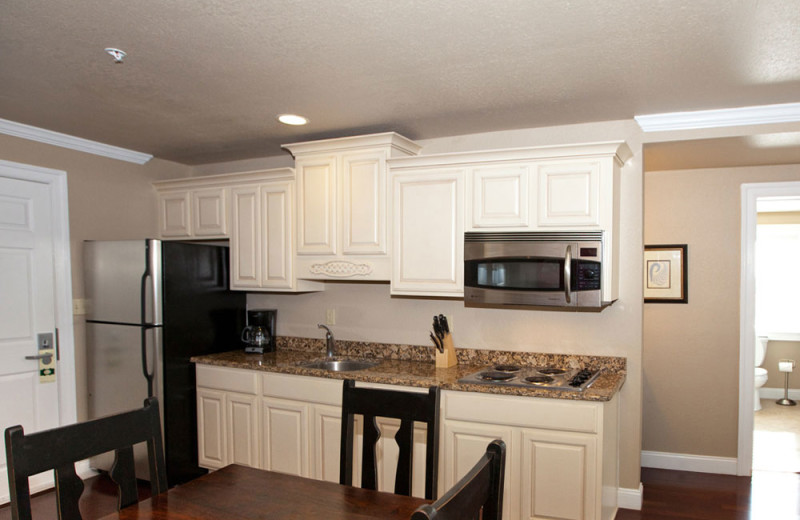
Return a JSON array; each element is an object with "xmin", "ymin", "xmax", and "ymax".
[{"xmin": 738, "ymin": 182, "xmax": 800, "ymax": 476}]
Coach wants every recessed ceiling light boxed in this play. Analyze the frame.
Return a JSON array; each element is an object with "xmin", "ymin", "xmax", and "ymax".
[
  {"xmin": 104, "ymin": 48, "xmax": 127, "ymax": 63},
  {"xmin": 278, "ymin": 114, "xmax": 309, "ymax": 126}
]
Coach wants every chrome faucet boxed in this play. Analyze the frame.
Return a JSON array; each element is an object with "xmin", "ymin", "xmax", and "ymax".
[{"xmin": 318, "ymin": 324, "xmax": 335, "ymax": 358}]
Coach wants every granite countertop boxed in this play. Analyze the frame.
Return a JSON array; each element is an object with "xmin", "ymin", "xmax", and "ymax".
[{"xmin": 192, "ymin": 337, "xmax": 626, "ymax": 402}]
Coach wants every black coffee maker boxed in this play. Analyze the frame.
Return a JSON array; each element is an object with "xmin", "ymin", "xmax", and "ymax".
[{"xmin": 241, "ymin": 309, "xmax": 277, "ymax": 354}]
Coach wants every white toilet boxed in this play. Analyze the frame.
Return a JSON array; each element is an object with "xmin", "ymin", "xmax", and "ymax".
[{"xmin": 754, "ymin": 335, "xmax": 769, "ymax": 411}]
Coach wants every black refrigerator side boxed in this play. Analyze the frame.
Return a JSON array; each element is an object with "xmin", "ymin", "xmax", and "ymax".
[{"xmin": 159, "ymin": 242, "xmax": 246, "ymax": 486}]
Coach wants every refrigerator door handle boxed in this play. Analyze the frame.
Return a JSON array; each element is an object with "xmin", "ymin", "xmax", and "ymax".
[{"xmin": 141, "ymin": 269, "xmax": 155, "ymax": 397}]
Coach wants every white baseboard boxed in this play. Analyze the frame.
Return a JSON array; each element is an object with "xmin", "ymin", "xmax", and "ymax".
[
  {"xmin": 617, "ymin": 483, "xmax": 643, "ymax": 511},
  {"xmin": 759, "ymin": 387, "xmax": 800, "ymax": 400},
  {"xmin": 641, "ymin": 450, "xmax": 738, "ymax": 475}
]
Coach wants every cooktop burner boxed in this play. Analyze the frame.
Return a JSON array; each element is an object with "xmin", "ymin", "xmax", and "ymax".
[{"xmin": 458, "ymin": 366, "xmax": 602, "ymax": 391}]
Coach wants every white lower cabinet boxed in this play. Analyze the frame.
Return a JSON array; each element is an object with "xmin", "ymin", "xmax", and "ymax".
[
  {"xmin": 442, "ymin": 390, "xmax": 618, "ymax": 520},
  {"xmin": 196, "ymin": 366, "xmax": 260, "ymax": 470},
  {"xmin": 196, "ymin": 366, "xmax": 618, "ymax": 520}
]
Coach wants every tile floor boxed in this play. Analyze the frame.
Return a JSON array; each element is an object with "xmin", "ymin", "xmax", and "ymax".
[{"xmin": 753, "ymin": 397, "xmax": 800, "ymax": 473}]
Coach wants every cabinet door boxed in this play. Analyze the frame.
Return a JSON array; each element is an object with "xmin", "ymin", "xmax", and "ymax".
[
  {"xmin": 443, "ymin": 420, "xmax": 514, "ymax": 519},
  {"xmin": 297, "ymin": 156, "xmax": 337, "ymax": 255},
  {"xmin": 197, "ymin": 388, "xmax": 226, "ymax": 469},
  {"xmin": 311, "ymin": 403, "xmax": 343, "ymax": 483},
  {"xmin": 230, "ymin": 185, "xmax": 261, "ymax": 289},
  {"xmin": 342, "ymin": 151, "xmax": 386, "ymax": 254},
  {"xmin": 471, "ymin": 165, "xmax": 530, "ymax": 229},
  {"xmin": 392, "ymin": 169, "xmax": 465, "ymax": 296},
  {"xmin": 537, "ymin": 161, "xmax": 600, "ymax": 227},
  {"xmin": 192, "ymin": 187, "xmax": 228, "ymax": 237},
  {"xmin": 519, "ymin": 429, "xmax": 597, "ymax": 520},
  {"xmin": 261, "ymin": 397, "xmax": 310, "ymax": 476},
  {"xmin": 158, "ymin": 191, "xmax": 192, "ymax": 238},
  {"xmin": 226, "ymin": 392, "xmax": 259, "ymax": 468},
  {"xmin": 261, "ymin": 182, "xmax": 293, "ymax": 289}
]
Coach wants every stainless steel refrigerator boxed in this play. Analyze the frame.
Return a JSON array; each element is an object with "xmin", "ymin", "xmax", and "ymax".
[{"xmin": 84, "ymin": 239, "xmax": 245, "ymax": 486}]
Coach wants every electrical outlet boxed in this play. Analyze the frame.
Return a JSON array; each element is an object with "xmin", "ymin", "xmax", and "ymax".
[
  {"xmin": 72, "ymin": 299, "xmax": 86, "ymax": 315},
  {"xmin": 326, "ymin": 309, "xmax": 336, "ymax": 326}
]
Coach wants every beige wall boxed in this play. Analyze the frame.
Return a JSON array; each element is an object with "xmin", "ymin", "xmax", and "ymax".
[
  {"xmin": 242, "ymin": 120, "xmax": 646, "ymax": 490},
  {"xmin": 643, "ymin": 163, "xmax": 800, "ymax": 458},
  {"xmin": 764, "ymin": 341, "xmax": 800, "ymax": 389},
  {"xmin": 0, "ymin": 133, "xmax": 190, "ymax": 420}
]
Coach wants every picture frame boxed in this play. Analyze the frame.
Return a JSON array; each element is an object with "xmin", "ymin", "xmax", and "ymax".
[{"xmin": 643, "ymin": 244, "xmax": 688, "ymax": 303}]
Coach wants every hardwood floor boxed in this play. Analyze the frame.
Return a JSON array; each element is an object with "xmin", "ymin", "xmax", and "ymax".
[
  {"xmin": 1, "ymin": 468, "xmax": 798, "ymax": 519},
  {"xmin": 0, "ymin": 474, "xmax": 151, "ymax": 520},
  {"xmin": 617, "ymin": 468, "xmax": 800, "ymax": 519}
]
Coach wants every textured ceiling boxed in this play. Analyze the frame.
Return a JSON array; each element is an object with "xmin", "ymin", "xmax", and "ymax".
[{"xmin": 2, "ymin": 0, "xmax": 800, "ymax": 165}]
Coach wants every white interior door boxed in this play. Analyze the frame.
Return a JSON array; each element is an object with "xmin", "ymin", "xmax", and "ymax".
[{"xmin": 0, "ymin": 167, "xmax": 70, "ymax": 502}]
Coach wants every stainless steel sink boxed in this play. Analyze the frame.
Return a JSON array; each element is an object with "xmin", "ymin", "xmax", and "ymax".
[{"xmin": 299, "ymin": 359, "xmax": 378, "ymax": 372}]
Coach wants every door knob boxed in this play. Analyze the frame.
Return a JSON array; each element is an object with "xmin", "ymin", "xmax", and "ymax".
[{"xmin": 26, "ymin": 353, "xmax": 53, "ymax": 364}]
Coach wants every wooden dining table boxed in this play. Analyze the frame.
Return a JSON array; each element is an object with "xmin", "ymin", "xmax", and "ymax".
[{"xmin": 99, "ymin": 464, "xmax": 430, "ymax": 520}]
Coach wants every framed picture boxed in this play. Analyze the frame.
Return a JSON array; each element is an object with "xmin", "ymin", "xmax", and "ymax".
[{"xmin": 643, "ymin": 244, "xmax": 688, "ymax": 303}]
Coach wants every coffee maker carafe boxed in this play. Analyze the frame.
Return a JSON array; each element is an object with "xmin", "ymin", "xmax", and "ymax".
[{"xmin": 242, "ymin": 309, "xmax": 277, "ymax": 354}]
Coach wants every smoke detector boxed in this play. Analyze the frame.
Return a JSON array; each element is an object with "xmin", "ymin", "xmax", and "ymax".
[{"xmin": 104, "ymin": 48, "xmax": 127, "ymax": 64}]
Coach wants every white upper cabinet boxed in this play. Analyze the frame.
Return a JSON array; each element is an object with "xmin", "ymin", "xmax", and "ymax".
[
  {"xmin": 388, "ymin": 141, "xmax": 631, "ymax": 298},
  {"xmin": 391, "ymin": 168, "xmax": 465, "ymax": 297},
  {"xmin": 155, "ymin": 169, "xmax": 323, "ymax": 293},
  {"xmin": 283, "ymin": 133, "xmax": 421, "ymax": 281},
  {"xmin": 155, "ymin": 178, "xmax": 229, "ymax": 239},
  {"xmin": 228, "ymin": 170, "xmax": 323, "ymax": 293}
]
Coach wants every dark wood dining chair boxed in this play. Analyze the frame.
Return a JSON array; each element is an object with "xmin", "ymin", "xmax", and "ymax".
[
  {"xmin": 4, "ymin": 396, "xmax": 167, "ymax": 520},
  {"xmin": 411, "ymin": 439, "xmax": 506, "ymax": 520},
  {"xmin": 339, "ymin": 378, "xmax": 440, "ymax": 500}
]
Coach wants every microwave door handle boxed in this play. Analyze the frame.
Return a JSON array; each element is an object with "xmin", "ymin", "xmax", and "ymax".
[{"xmin": 564, "ymin": 245, "xmax": 572, "ymax": 304}]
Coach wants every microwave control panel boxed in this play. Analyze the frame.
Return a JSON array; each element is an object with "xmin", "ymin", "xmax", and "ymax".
[{"xmin": 575, "ymin": 261, "xmax": 601, "ymax": 291}]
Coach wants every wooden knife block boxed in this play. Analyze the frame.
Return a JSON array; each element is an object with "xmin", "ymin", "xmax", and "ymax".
[{"xmin": 435, "ymin": 334, "xmax": 458, "ymax": 368}]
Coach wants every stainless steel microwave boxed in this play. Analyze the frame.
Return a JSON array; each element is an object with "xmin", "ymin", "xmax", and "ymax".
[{"xmin": 464, "ymin": 231, "xmax": 612, "ymax": 310}]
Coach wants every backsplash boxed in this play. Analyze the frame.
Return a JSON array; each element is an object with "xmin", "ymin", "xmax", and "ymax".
[{"xmin": 277, "ymin": 336, "xmax": 626, "ymax": 372}]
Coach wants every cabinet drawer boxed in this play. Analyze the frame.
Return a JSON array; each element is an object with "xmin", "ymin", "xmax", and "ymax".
[
  {"xmin": 443, "ymin": 390, "xmax": 600, "ymax": 434},
  {"xmin": 196, "ymin": 365, "xmax": 259, "ymax": 395},
  {"xmin": 261, "ymin": 373, "xmax": 343, "ymax": 405}
]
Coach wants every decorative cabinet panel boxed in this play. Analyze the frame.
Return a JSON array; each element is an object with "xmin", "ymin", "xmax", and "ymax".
[
  {"xmin": 192, "ymin": 187, "xmax": 228, "ymax": 236},
  {"xmin": 196, "ymin": 387, "xmax": 226, "ymax": 469},
  {"xmin": 471, "ymin": 165, "xmax": 531, "ymax": 228},
  {"xmin": 391, "ymin": 169, "xmax": 466, "ymax": 297},
  {"xmin": 537, "ymin": 161, "xmax": 600, "ymax": 227},
  {"xmin": 295, "ymin": 156, "xmax": 337, "ymax": 255},
  {"xmin": 260, "ymin": 397, "xmax": 310, "ymax": 476},
  {"xmin": 155, "ymin": 186, "xmax": 228, "ymax": 239},
  {"xmin": 519, "ymin": 429, "xmax": 597, "ymax": 520},
  {"xmin": 226, "ymin": 392, "xmax": 259, "ymax": 468},
  {"xmin": 157, "ymin": 190, "xmax": 193, "ymax": 238},
  {"xmin": 443, "ymin": 419, "xmax": 515, "ymax": 518},
  {"xmin": 283, "ymin": 133, "xmax": 421, "ymax": 281}
]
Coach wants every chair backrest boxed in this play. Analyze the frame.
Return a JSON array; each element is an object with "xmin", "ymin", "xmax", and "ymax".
[
  {"xmin": 339, "ymin": 379, "xmax": 440, "ymax": 500},
  {"xmin": 410, "ymin": 439, "xmax": 506, "ymax": 520},
  {"xmin": 5, "ymin": 397, "xmax": 167, "ymax": 520}
]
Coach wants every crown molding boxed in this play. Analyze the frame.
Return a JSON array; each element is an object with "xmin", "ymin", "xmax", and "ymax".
[
  {"xmin": 0, "ymin": 118, "xmax": 153, "ymax": 165},
  {"xmin": 634, "ymin": 103, "xmax": 800, "ymax": 132}
]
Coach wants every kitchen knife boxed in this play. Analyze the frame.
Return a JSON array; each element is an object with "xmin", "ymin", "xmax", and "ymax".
[
  {"xmin": 430, "ymin": 332, "xmax": 443, "ymax": 353},
  {"xmin": 439, "ymin": 314, "xmax": 449, "ymax": 334},
  {"xmin": 433, "ymin": 315, "xmax": 443, "ymax": 338}
]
